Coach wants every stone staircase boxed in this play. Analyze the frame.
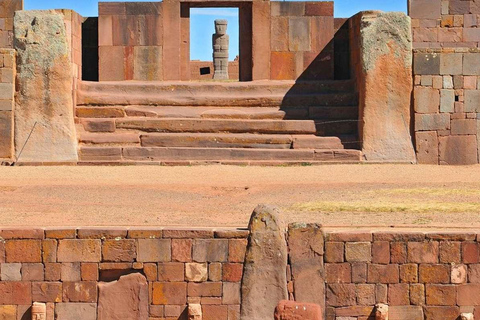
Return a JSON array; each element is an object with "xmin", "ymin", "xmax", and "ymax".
[{"xmin": 75, "ymin": 80, "xmax": 362, "ymax": 164}]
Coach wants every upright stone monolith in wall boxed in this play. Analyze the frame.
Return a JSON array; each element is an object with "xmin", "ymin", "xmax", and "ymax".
[
  {"xmin": 241, "ymin": 205, "xmax": 288, "ymax": 320},
  {"xmin": 212, "ymin": 19, "xmax": 229, "ymax": 80},
  {"xmin": 14, "ymin": 10, "xmax": 78, "ymax": 163},
  {"xmin": 355, "ymin": 11, "xmax": 416, "ymax": 163}
]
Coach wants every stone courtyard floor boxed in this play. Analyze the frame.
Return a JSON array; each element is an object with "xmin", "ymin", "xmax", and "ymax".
[{"xmin": 1, "ymin": 164, "xmax": 480, "ymax": 228}]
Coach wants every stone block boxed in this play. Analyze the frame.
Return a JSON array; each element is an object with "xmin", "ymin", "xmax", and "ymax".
[
  {"xmin": 98, "ymin": 3, "xmax": 126, "ymax": 15},
  {"xmin": 352, "ymin": 263, "xmax": 367, "ymax": 283},
  {"xmin": 410, "ymin": 283, "xmax": 425, "ymax": 305},
  {"xmin": 32, "ymin": 282, "xmax": 62, "ymax": 302},
  {"xmin": 229, "ymin": 239, "xmax": 247, "ymax": 263},
  {"xmin": 326, "ymin": 284, "xmax": 356, "ymax": 307},
  {"xmin": 426, "ymin": 284, "xmax": 456, "ymax": 305},
  {"xmin": 271, "ymin": 2, "xmax": 305, "ymax": 17},
  {"xmin": 325, "ymin": 242, "xmax": 344, "ymax": 263},
  {"xmin": 45, "ymin": 263, "xmax": 61, "ymax": 281},
  {"xmin": 188, "ymin": 282, "xmax": 222, "ymax": 297},
  {"xmin": 203, "ymin": 305, "xmax": 228, "ymax": 319},
  {"xmin": 415, "ymin": 131, "xmax": 439, "ymax": 164},
  {"xmin": 22, "ymin": 263, "xmax": 44, "ymax": 281},
  {"xmin": 223, "ymin": 263, "xmax": 243, "ymax": 282},
  {"xmin": 409, "ymin": 0, "xmax": 441, "ymax": 19},
  {"xmin": 414, "ymin": 87, "xmax": 440, "ymax": 113},
  {"xmin": 271, "ymin": 52, "xmax": 295, "ymax": 80},
  {"xmin": 102, "ymin": 239, "xmax": 136, "ymax": 262},
  {"xmin": 399, "ymin": 264, "xmax": 418, "ymax": 283},
  {"xmin": 157, "ymin": 262, "xmax": 184, "ymax": 282},
  {"xmin": 55, "ymin": 303, "xmax": 97, "ymax": 320},
  {"xmin": 98, "ymin": 15, "xmax": 113, "ymax": 46},
  {"xmin": 185, "ymin": 263, "xmax": 207, "ymax": 282},
  {"xmin": 172, "ymin": 239, "xmax": 192, "ymax": 262},
  {"xmin": 136, "ymin": 239, "xmax": 171, "ymax": 262},
  {"xmin": 451, "ymin": 119, "xmax": 477, "ymax": 135},
  {"xmin": 440, "ymin": 53, "xmax": 463, "ymax": 75},
  {"xmin": 463, "ymin": 53, "xmax": 480, "ymax": 76},
  {"xmin": 97, "ymin": 273, "xmax": 148, "ymax": 320},
  {"xmin": 270, "ymin": 17, "xmax": 289, "ymax": 52},
  {"xmin": 57, "ymin": 240, "xmax": 101, "ymax": 262},
  {"xmin": 367, "ymin": 264, "xmax": 399, "ymax": 284},
  {"xmin": 457, "ymin": 284, "xmax": 480, "ymax": 305},
  {"xmin": 408, "ymin": 242, "xmax": 439, "ymax": 263},
  {"xmin": 143, "ymin": 263, "xmax": 156, "ymax": 281},
  {"xmin": 223, "ymin": 282, "xmax": 241, "ymax": 305},
  {"xmin": 465, "ymin": 90, "xmax": 480, "ymax": 112},
  {"xmin": 311, "ymin": 16, "xmax": 334, "ymax": 52},
  {"xmin": 305, "ymin": 2, "xmax": 333, "ymax": 16},
  {"xmin": 274, "ymin": 300, "xmax": 322, "ymax": 320},
  {"xmin": 424, "ymin": 306, "xmax": 460, "ymax": 320},
  {"xmin": 192, "ymin": 239, "xmax": 228, "ymax": 262},
  {"xmin": 440, "ymin": 89, "xmax": 455, "ymax": 113},
  {"xmin": 133, "ymin": 46, "xmax": 163, "ymax": 81},
  {"xmin": 439, "ymin": 241, "xmax": 461, "ymax": 263},
  {"xmin": 81, "ymin": 263, "xmax": 98, "ymax": 281},
  {"xmin": 464, "ymin": 28, "xmax": 480, "ymax": 42},
  {"xmin": 414, "ymin": 53, "xmax": 440, "ymax": 75},
  {"xmin": 62, "ymin": 281, "xmax": 97, "ymax": 302},
  {"xmin": 415, "ymin": 113, "xmax": 450, "ymax": 131},
  {"xmin": 99, "ymin": 46, "xmax": 125, "ymax": 81},
  {"xmin": 0, "ymin": 110, "xmax": 12, "ymax": 158},
  {"xmin": 452, "ymin": 264, "xmax": 467, "ymax": 284},
  {"xmin": 5, "ymin": 240, "xmax": 41, "ymax": 263},
  {"xmin": 289, "ymin": 17, "xmax": 310, "ymax": 52},
  {"xmin": 389, "ymin": 283, "xmax": 410, "ymax": 305},
  {"xmin": 61, "ymin": 263, "xmax": 81, "ymax": 282},
  {"xmin": 419, "ymin": 264, "xmax": 450, "ymax": 283},
  {"xmin": 125, "ymin": 2, "xmax": 162, "ymax": 15},
  {"xmin": 209, "ymin": 262, "xmax": 222, "ymax": 282},
  {"xmin": 345, "ymin": 242, "xmax": 371, "ymax": 262},
  {"xmin": 389, "ymin": 306, "xmax": 424, "ymax": 319},
  {"xmin": 325, "ymin": 263, "xmax": 351, "ymax": 283},
  {"xmin": 1, "ymin": 263, "xmax": 21, "ymax": 280},
  {"xmin": 152, "ymin": 282, "xmax": 187, "ymax": 305},
  {"xmin": 439, "ymin": 135, "xmax": 478, "ymax": 165}
]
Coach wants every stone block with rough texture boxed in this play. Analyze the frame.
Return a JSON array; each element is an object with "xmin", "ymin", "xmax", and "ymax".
[
  {"xmin": 97, "ymin": 273, "xmax": 149, "ymax": 320},
  {"xmin": 274, "ymin": 300, "xmax": 322, "ymax": 320},
  {"xmin": 241, "ymin": 205, "xmax": 288, "ymax": 320},
  {"xmin": 14, "ymin": 10, "xmax": 78, "ymax": 163},
  {"xmin": 356, "ymin": 12, "xmax": 416, "ymax": 162}
]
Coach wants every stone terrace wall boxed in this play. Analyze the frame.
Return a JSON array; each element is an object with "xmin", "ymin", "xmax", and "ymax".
[
  {"xmin": 410, "ymin": 0, "xmax": 480, "ymax": 164},
  {"xmin": 269, "ymin": 1, "xmax": 334, "ymax": 80},
  {"xmin": 0, "ymin": 0, "xmax": 23, "ymax": 48},
  {"xmin": 190, "ymin": 61, "xmax": 239, "ymax": 81},
  {"xmin": 0, "ymin": 227, "xmax": 246, "ymax": 319},
  {"xmin": 0, "ymin": 48, "xmax": 14, "ymax": 161},
  {"xmin": 321, "ymin": 230, "xmax": 480, "ymax": 320}
]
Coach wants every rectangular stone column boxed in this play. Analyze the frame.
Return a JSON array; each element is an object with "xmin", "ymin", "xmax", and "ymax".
[
  {"xmin": 163, "ymin": 0, "xmax": 181, "ymax": 80},
  {"xmin": 0, "ymin": 49, "xmax": 15, "ymax": 161},
  {"xmin": 252, "ymin": 0, "xmax": 271, "ymax": 80}
]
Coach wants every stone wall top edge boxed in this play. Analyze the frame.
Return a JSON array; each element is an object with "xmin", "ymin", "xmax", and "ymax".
[{"xmin": 413, "ymin": 48, "xmax": 480, "ymax": 54}]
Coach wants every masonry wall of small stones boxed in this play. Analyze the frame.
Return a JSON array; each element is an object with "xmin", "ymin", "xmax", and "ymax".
[
  {"xmin": 0, "ymin": 0, "xmax": 22, "ymax": 48},
  {"xmin": 0, "ymin": 49, "xmax": 15, "ymax": 161},
  {"xmin": 409, "ymin": 0, "xmax": 480, "ymax": 164},
  {"xmin": 0, "ymin": 228, "xmax": 247, "ymax": 319},
  {"xmin": 321, "ymin": 231, "xmax": 480, "ymax": 320},
  {"xmin": 190, "ymin": 61, "xmax": 239, "ymax": 81}
]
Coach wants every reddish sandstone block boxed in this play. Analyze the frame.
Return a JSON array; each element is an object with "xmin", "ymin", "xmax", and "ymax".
[
  {"xmin": 164, "ymin": 305, "xmax": 184, "ymax": 318},
  {"xmin": 222, "ymin": 263, "xmax": 243, "ymax": 282},
  {"xmin": 172, "ymin": 239, "xmax": 192, "ymax": 262},
  {"xmin": 458, "ymin": 284, "xmax": 480, "ymax": 306},
  {"xmin": 426, "ymin": 284, "xmax": 456, "ymax": 305},
  {"xmin": 149, "ymin": 305, "xmax": 164, "ymax": 317},
  {"xmin": 407, "ymin": 242, "xmax": 439, "ymax": 263},
  {"xmin": 203, "ymin": 305, "xmax": 228, "ymax": 320},
  {"xmin": 21, "ymin": 263, "xmax": 44, "ymax": 281},
  {"xmin": 137, "ymin": 239, "xmax": 171, "ymax": 262},
  {"xmin": 209, "ymin": 263, "xmax": 222, "ymax": 282},
  {"xmin": 451, "ymin": 264, "xmax": 467, "ymax": 284},
  {"xmin": 419, "ymin": 264, "xmax": 450, "ymax": 283},
  {"xmin": 143, "ymin": 263, "xmax": 157, "ymax": 281},
  {"xmin": 229, "ymin": 239, "xmax": 247, "ymax": 263},
  {"xmin": 388, "ymin": 283, "xmax": 409, "ymax": 305},
  {"xmin": 372, "ymin": 242, "xmax": 390, "ymax": 264},
  {"xmin": 415, "ymin": 131, "xmax": 439, "ymax": 165},
  {"xmin": 439, "ymin": 135, "xmax": 478, "ymax": 165},
  {"xmin": 326, "ymin": 284, "xmax": 356, "ymax": 307},
  {"xmin": 157, "ymin": 262, "xmax": 184, "ymax": 282},
  {"xmin": 102, "ymin": 239, "xmax": 136, "ymax": 262},
  {"xmin": 400, "ymin": 264, "xmax": 418, "ymax": 283},
  {"xmin": 274, "ymin": 300, "xmax": 322, "ymax": 320},
  {"xmin": 305, "ymin": 2, "xmax": 333, "ymax": 16},
  {"xmin": 390, "ymin": 242, "xmax": 407, "ymax": 263},
  {"xmin": 463, "ymin": 242, "xmax": 480, "ymax": 263},
  {"xmin": 45, "ymin": 229, "xmax": 76, "ymax": 239},
  {"xmin": 32, "ymin": 282, "xmax": 62, "ymax": 302},
  {"xmin": 368, "ymin": 264, "xmax": 399, "ymax": 284},
  {"xmin": 376, "ymin": 283, "xmax": 388, "ymax": 304},
  {"xmin": 325, "ymin": 242, "xmax": 344, "ymax": 263},
  {"xmin": 271, "ymin": 52, "xmax": 296, "ymax": 80},
  {"xmin": 356, "ymin": 284, "xmax": 375, "ymax": 305},
  {"xmin": 44, "ymin": 263, "xmax": 61, "ymax": 281},
  {"xmin": 188, "ymin": 282, "xmax": 222, "ymax": 297},
  {"xmin": 81, "ymin": 263, "xmax": 98, "ymax": 281},
  {"xmin": 468, "ymin": 264, "xmax": 480, "ymax": 283},
  {"xmin": 57, "ymin": 240, "xmax": 101, "ymax": 262},
  {"xmin": 0, "ymin": 229, "xmax": 44, "ymax": 239},
  {"xmin": 424, "ymin": 306, "xmax": 459, "ymax": 320},
  {"xmin": 345, "ymin": 242, "xmax": 371, "ymax": 262},
  {"xmin": 228, "ymin": 305, "xmax": 240, "ymax": 320},
  {"xmin": 127, "ymin": 229, "xmax": 162, "ymax": 239},
  {"xmin": 42, "ymin": 239, "xmax": 57, "ymax": 263},
  {"xmin": 5, "ymin": 240, "xmax": 42, "ymax": 263},
  {"xmin": 414, "ymin": 87, "xmax": 440, "ymax": 113},
  {"xmin": 61, "ymin": 263, "xmax": 81, "ymax": 282},
  {"xmin": 77, "ymin": 228, "xmax": 127, "ymax": 239},
  {"xmin": 439, "ymin": 241, "xmax": 461, "ymax": 263},
  {"xmin": 223, "ymin": 282, "xmax": 240, "ymax": 305},
  {"xmin": 152, "ymin": 282, "xmax": 187, "ymax": 305},
  {"xmin": 410, "ymin": 283, "xmax": 425, "ymax": 305},
  {"xmin": 352, "ymin": 263, "xmax": 367, "ymax": 283},
  {"xmin": 62, "ymin": 281, "xmax": 97, "ymax": 302},
  {"xmin": 192, "ymin": 240, "xmax": 228, "ymax": 263},
  {"xmin": 163, "ymin": 229, "xmax": 214, "ymax": 239},
  {"xmin": 0, "ymin": 282, "xmax": 32, "ymax": 305},
  {"xmin": 325, "ymin": 263, "xmax": 351, "ymax": 283}
]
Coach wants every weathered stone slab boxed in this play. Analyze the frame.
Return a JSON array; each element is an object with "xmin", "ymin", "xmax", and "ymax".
[
  {"xmin": 14, "ymin": 10, "xmax": 77, "ymax": 162},
  {"xmin": 288, "ymin": 223, "xmax": 324, "ymax": 309},
  {"xmin": 55, "ymin": 303, "xmax": 96, "ymax": 320},
  {"xmin": 274, "ymin": 300, "xmax": 322, "ymax": 320},
  {"xmin": 389, "ymin": 305, "xmax": 424, "ymax": 320},
  {"xmin": 415, "ymin": 131, "xmax": 438, "ymax": 164},
  {"xmin": 98, "ymin": 273, "xmax": 149, "ymax": 320},
  {"xmin": 241, "ymin": 205, "xmax": 288, "ymax": 320},
  {"xmin": 356, "ymin": 12, "xmax": 416, "ymax": 162},
  {"xmin": 134, "ymin": 46, "xmax": 163, "ymax": 81},
  {"xmin": 439, "ymin": 135, "xmax": 478, "ymax": 165}
]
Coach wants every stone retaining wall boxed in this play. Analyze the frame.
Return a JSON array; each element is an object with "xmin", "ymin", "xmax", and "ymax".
[
  {"xmin": 0, "ymin": 0, "xmax": 22, "ymax": 48},
  {"xmin": 0, "ymin": 227, "xmax": 246, "ymax": 319},
  {"xmin": 0, "ymin": 48, "xmax": 15, "ymax": 161}
]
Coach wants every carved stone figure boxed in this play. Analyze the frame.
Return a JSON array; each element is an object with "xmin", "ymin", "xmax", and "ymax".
[
  {"xmin": 32, "ymin": 302, "xmax": 46, "ymax": 320},
  {"xmin": 212, "ymin": 19, "xmax": 229, "ymax": 80}
]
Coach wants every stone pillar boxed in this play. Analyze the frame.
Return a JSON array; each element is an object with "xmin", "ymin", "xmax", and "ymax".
[
  {"xmin": 240, "ymin": 205, "xmax": 288, "ymax": 320},
  {"xmin": 351, "ymin": 11, "xmax": 416, "ymax": 163},
  {"xmin": 252, "ymin": 1, "xmax": 271, "ymax": 80},
  {"xmin": 212, "ymin": 19, "xmax": 229, "ymax": 80},
  {"xmin": 14, "ymin": 10, "xmax": 78, "ymax": 163},
  {"xmin": 0, "ymin": 49, "xmax": 15, "ymax": 162},
  {"xmin": 32, "ymin": 302, "xmax": 46, "ymax": 320}
]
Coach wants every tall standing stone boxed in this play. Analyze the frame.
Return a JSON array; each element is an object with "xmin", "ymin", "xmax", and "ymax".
[
  {"xmin": 97, "ymin": 273, "xmax": 149, "ymax": 320},
  {"xmin": 212, "ymin": 19, "xmax": 229, "ymax": 80},
  {"xmin": 241, "ymin": 205, "xmax": 288, "ymax": 320},
  {"xmin": 14, "ymin": 10, "xmax": 78, "ymax": 163},
  {"xmin": 353, "ymin": 11, "xmax": 416, "ymax": 163}
]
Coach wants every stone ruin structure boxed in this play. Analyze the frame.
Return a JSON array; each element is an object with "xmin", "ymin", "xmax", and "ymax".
[
  {"xmin": 213, "ymin": 19, "xmax": 229, "ymax": 80},
  {"xmin": 0, "ymin": 0, "xmax": 479, "ymax": 166}
]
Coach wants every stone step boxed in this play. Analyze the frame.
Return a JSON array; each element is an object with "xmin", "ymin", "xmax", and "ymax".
[
  {"xmin": 80, "ymin": 118, "xmax": 317, "ymax": 134},
  {"xmin": 315, "ymin": 119, "xmax": 358, "ymax": 136},
  {"xmin": 78, "ymin": 146, "xmax": 362, "ymax": 162},
  {"xmin": 78, "ymin": 81, "xmax": 357, "ymax": 107},
  {"xmin": 76, "ymin": 106, "xmax": 286, "ymax": 120}
]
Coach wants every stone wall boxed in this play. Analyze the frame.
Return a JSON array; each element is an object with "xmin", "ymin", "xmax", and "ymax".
[
  {"xmin": 0, "ymin": 227, "xmax": 246, "ymax": 319},
  {"xmin": 410, "ymin": 0, "xmax": 480, "ymax": 164},
  {"xmin": 190, "ymin": 61, "xmax": 239, "ymax": 80},
  {"xmin": 0, "ymin": 0, "xmax": 23, "ymax": 48},
  {"xmin": 269, "ymin": 1, "xmax": 334, "ymax": 80},
  {"xmin": 0, "ymin": 48, "xmax": 14, "ymax": 161}
]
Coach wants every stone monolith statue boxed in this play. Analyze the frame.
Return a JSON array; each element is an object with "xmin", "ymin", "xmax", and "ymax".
[{"xmin": 212, "ymin": 19, "xmax": 229, "ymax": 80}]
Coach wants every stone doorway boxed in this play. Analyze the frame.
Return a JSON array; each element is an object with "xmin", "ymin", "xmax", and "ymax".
[{"xmin": 180, "ymin": 1, "xmax": 253, "ymax": 81}]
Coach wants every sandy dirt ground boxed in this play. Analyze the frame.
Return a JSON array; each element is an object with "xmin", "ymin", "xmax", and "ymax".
[{"xmin": 0, "ymin": 164, "xmax": 480, "ymax": 228}]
